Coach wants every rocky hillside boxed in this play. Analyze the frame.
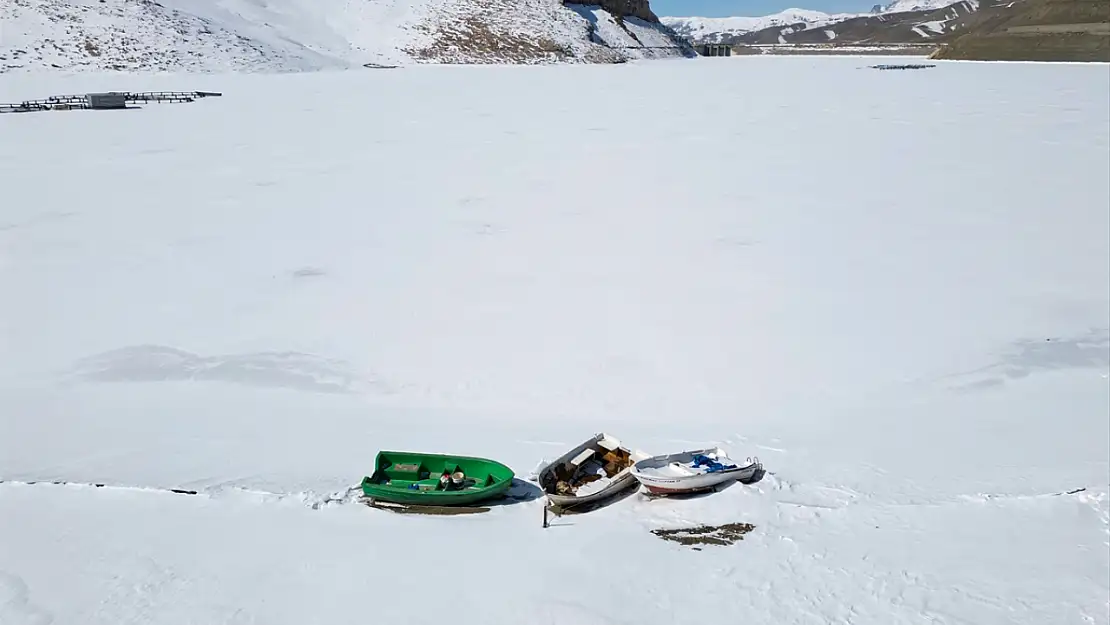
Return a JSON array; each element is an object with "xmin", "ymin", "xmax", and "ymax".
[
  {"xmin": 932, "ymin": 0, "xmax": 1109, "ymax": 61},
  {"xmin": 0, "ymin": 0, "xmax": 694, "ymax": 73},
  {"xmin": 712, "ymin": 0, "xmax": 1109, "ymax": 60}
]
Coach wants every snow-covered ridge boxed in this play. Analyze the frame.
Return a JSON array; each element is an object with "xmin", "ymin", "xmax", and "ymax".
[
  {"xmin": 882, "ymin": 0, "xmax": 971, "ymax": 14},
  {"xmin": 0, "ymin": 0, "xmax": 693, "ymax": 73},
  {"xmin": 661, "ymin": 0, "xmax": 980, "ymax": 43},
  {"xmin": 908, "ymin": 0, "xmax": 980, "ymax": 38},
  {"xmin": 661, "ymin": 8, "xmax": 866, "ymax": 42}
]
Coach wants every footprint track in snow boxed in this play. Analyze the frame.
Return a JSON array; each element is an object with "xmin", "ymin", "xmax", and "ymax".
[{"xmin": 0, "ymin": 478, "xmax": 362, "ymax": 510}]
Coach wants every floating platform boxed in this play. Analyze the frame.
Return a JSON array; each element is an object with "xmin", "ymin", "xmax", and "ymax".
[
  {"xmin": 870, "ymin": 63, "xmax": 937, "ymax": 70},
  {"xmin": 0, "ymin": 91, "xmax": 223, "ymax": 114}
]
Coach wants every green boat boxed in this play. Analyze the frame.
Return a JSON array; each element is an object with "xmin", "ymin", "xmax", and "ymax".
[{"xmin": 360, "ymin": 450, "xmax": 515, "ymax": 506}]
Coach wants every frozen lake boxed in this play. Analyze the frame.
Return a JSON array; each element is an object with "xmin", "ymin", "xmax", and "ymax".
[{"xmin": 1, "ymin": 56, "xmax": 1107, "ymax": 625}]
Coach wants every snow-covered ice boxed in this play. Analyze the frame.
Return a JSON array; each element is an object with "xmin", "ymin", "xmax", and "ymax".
[{"xmin": 1, "ymin": 57, "xmax": 1108, "ymax": 624}]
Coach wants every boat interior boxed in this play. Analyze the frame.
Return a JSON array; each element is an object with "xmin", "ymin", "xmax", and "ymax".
[
  {"xmin": 541, "ymin": 435, "xmax": 636, "ymax": 496},
  {"xmin": 368, "ymin": 453, "xmax": 505, "ymax": 492}
]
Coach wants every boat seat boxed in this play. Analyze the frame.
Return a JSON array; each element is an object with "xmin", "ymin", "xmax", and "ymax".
[{"xmin": 569, "ymin": 448, "xmax": 595, "ymax": 467}]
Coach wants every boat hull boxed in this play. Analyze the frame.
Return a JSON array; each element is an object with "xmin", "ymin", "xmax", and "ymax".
[
  {"xmin": 360, "ymin": 450, "xmax": 514, "ymax": 506},
  {"xmin": 630, "ymin": 448, "xmax": 761, "ymax": 495},
  {"xmin": 545, "ymin": 471, "xmax": 639, "ymax": 507}
]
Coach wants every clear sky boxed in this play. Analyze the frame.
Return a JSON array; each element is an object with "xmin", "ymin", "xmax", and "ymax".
[{"xmin": 652, "ymin": 0, "xmax": 878, "ymax": 17}]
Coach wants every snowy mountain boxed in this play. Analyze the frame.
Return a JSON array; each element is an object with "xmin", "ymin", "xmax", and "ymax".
[
  {"xmin": 0, "ymin": 0, "xmax": 693, "ymax": 73},
  {"xmin": 881, "ymin": 0, "xmax": 971, "ymax": 12},
  {"xmin": 724, "ymin": 0, "xmax": 981, "ymax": 45},
  {"xmin": 661, "ymin": 0, "xmax": 978, "ymax": 44},
  {"xmin": 661, "ymin": 9, "xmax": 864, "ymax": 43}
]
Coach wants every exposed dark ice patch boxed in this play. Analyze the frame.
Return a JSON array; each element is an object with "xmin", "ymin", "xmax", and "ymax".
[
  {"xmin": 945, "ymin": 328, "xmax": 1109, "ymax": 391},
  {"xmin": 291, "ymin": 266, "xmax": 326, "ymax": 278},
  {"xmin": 714, "ymin": 235, "xmax": 757, "ymax": 248},
  {"xmin": 997, "ymin": 328, "xmax": 1109, "ymax": 373},
  {"xmin": 651, "ymin": 522, "xmax": 756, "ymax": 549},
  {"xmin": 67, "ymin": 345, "xmax": 380, "ymax": 393}
]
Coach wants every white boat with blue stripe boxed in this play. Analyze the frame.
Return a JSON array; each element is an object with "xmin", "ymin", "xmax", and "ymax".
[{"xmin": 630, "ymin": 447, "xmax": 762, "ymax": 495}]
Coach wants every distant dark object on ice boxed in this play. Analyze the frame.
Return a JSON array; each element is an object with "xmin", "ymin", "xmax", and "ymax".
[
  {"xmin": 699, "ymin": 44, "xmax": 732, "ymax": 57},
  {"xmin": 363, "ymin": 62, "xmax": 399, "ymax": 69},
  {"xmin": 87, "ymin": 92, "xmax": 129, "ymax": 109},
  {"xmin": 870, "ymin": 63, "xmax": 937, "ymax": 70},
  {"xmin": 0, "ymin": 91, "xmax": 223, "ymax": 114}
]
